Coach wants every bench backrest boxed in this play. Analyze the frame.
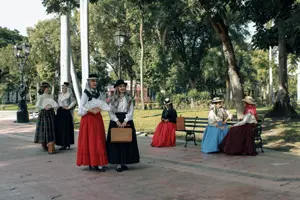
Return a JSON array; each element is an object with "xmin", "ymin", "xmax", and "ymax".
[
  {"xmin": 184, "ymin": 117, "xmax": 208, "ymax": 133},
  {"xmin": 182, "ymin": 117, "xmax": 262, "ymax": 134}
]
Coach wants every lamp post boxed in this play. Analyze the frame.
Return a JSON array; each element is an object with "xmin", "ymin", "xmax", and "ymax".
[
  {"xmin": 114, "ymin": 30, "xmax": 126, "ymax": 79},
  {"xmin": 13, "ymin": 43, "xmax": 30, "ymax": 123}
]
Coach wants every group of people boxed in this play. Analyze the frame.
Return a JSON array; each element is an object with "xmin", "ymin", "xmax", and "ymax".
[
  {"xmin": 151, "ymin": 96, "xmax": 259, "ymax": 156},
  {"xmin": 34, "ymin": 74, "xmax": 258, "ymax": 175},
  {"xmin": 34, "ymin": 75, "xmax": 140, "ymax": 172},
  {"xmin": 34, "ymin": 81, "xmax": 76, "ymax": 151}
]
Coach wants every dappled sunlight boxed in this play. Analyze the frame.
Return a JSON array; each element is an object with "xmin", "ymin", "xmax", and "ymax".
[
  {"xmin": 12, "ymin": 144, "xmax": 37, "ymax": 150},
  {"xmin": 0, "ymin": 162, "xmax": 10, "ymax": 168}
]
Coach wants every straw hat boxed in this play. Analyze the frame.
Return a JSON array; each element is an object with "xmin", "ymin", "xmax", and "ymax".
[
  {"xmin": 242, "ymin": 96, "xmax": 256, "ymax": 105},
  {"xmin": 164, "ymin": 98, "xmax": 172, "ymax": 105},
  {"xmin": 211, "ymin": 97, "xmax": 223, "ymax": 103}
]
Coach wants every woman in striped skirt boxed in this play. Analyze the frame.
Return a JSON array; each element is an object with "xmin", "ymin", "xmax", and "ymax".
[{"xmin": 34, "ymin": 82, "xmax": 57, "ymax": 151}]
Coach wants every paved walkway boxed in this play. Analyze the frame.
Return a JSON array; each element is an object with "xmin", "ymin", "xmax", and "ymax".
[{"xmin": 0, "ymin": 120, "xmax": 300, "ymax": 200}]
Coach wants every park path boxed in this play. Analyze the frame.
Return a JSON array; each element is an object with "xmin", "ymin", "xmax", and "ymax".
[{"xmin": 0, "ymin": 119, "xmax": 300, "ymax": 200}]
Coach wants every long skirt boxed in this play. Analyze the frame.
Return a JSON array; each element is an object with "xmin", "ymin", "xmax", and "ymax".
[
  {"xmin": 218, "ymin": 123, "xmax": 257, "ymax": 156},
  {"xmin": 76, "ymin": 112, "xmax": 108, "ymax": 166},
  {"xmin": 151, "ymin": 121, "xmax": 176, "ymax": 147},
  {"xmin": 34, "ymin": 109, "xmax": 55, "ymax": 144},
  {"xmin": 106, "ymin": 113, "xmax": 140, "ymax": 165},
  {"xmin": 55, "ymin": 107, "xmax": 74, "ymax": 146},
  {"xmin": 201, "ymin": 122, "xmax": 229, "ymax": 153}
]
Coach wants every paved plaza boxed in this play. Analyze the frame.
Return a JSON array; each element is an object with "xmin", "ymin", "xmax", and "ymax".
[{"xmin": 0, "ymin": 116, "xmax": 300, "ymax": 200}]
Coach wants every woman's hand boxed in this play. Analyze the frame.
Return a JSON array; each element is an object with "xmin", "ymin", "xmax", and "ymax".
[
  {"xmin": 121, "ymin": 121, "xmax": 127, "ymax": 128},
  {"xmin": 63, "ymin": 106, "xmax": 69, "ymax": 110},
  {"xmin": 116, "ymin": 121, "xmax": 122, "ymax": 127},
  {"xmin": 88, "ymin": 109, "xmax": 98, "ymax": 115}
]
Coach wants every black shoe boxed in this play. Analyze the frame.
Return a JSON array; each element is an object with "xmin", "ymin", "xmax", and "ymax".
[
  {"xmin": 59, "ymin": 146, "xmax": 67, "ymax": 150},
  {"xmin": 93, "ymin": 166, "xmax": 106, "ymax": 172},
  {"xmin": 116, "ymin": 166, "xmax": 123, "ymax": 172},
  {"xmin": 121, "ymin": 165, "xmax": 128, "ymax": 170},
  {"xmin": 66, "ymin": 145, "xmax": 70, "ymax": 150}
]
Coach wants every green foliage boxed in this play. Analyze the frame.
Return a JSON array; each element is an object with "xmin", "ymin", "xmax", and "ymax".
[
  {"xmin": 0, "ymin": 27, "xmax": 24, "ymax": 48},
  {"xmin": 42, "ymin": 0, "xmax": 99, "ymax": 14},
  {"xmin": 27, "ymin": 18, "xmax": 60, "ymax": 82}
]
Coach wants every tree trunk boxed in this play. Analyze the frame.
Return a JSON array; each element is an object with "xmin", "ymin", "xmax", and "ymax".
[
  {"xmin": 51, "ymin": 76, "xmax": 55, "ymax": 95},
  {"xmin": 60, "ymin": 13, "xmax": 70, "ymax": 85},
  {"xmin": 139, "ymin": 17, "xmax": 145, "ymax": 110},
  {"xmin": 80, "ymin": 0, "xmax": 90, "ymax": 93},
  {"xmin": 130, "ymin": 76, "xmax": 133, "ymax": 97},
  {"xmin": 265, "ymin": 19, "xmax": 299, "ymax": 118},
  {"xmin": 225, "ymin": 74, "xmax": 230, "ymax": 105},
  {"xmin": 210, "ymin": 19, "xmax": 244, "ymax": 118},
  {"xmin": 189, "ymin": 78, "xmax": 197, "ymax": 89},
  {"xmin": 70, "ymin": 49, "xmax": 81, "ymax": 105}
]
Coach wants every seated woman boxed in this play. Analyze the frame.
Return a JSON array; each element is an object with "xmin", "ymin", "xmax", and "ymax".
[
  {"xmin": 218, "ymin": 96, "xmax": 258, "ymax": 156},
  {"xmin": 201, "ymin": 97, "xmax": 232, "ymax": 153},
  {"xmin": 151, "ymin": 98, "xmax": 177, "ymax": 147}
]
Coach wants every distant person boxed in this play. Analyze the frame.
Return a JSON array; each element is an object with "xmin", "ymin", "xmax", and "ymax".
[
  {"xmin": 55, "ymin": 82, "xmax": 76, "ymax": 150},
  {"xmin": 151, "ymin": 98, "xmax": 177, "ymax": 147},
  {"xmin": 201, "ymin": 97, "xmax": 232, "ymax": 153},
  {"xmin": 219, "ymin": 96, "xmax": 258, "ymax": 156},
  {"xmin": 34, "ymin": 82, "xmax": 57, "ymax": 151}
]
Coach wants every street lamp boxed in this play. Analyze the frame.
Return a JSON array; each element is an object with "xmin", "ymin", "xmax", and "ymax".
[
  {"xmin": 13, "ymin": 43, "xmax": 30, "ymax": 123},
  {"xmin": 114, "ymin": 30, "xmax": 126, "ymax": 79}
]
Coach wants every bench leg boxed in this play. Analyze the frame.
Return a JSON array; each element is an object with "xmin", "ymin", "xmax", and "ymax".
[
  {"xmin": 185, "ymin": 132, "xmax": 188, "ymax": 148},
  {"xmin": 259, "ymin": 137, "xmax": 264, "ymax": 153},
  {"xmin": 193, "ymin": 132, "xmax": 197, "ymax": 146}
]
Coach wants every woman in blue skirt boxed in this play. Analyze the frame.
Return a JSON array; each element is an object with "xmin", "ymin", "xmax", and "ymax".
[{"xmin": 201, "ymin": 97, "xmax": 232, "ymax": 153}]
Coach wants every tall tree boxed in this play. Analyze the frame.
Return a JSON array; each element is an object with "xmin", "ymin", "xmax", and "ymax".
[
  {"xmin": 250, "ymin": 0, "xmax": 300, "ymax": 118},
  {"xmin": 188, "ymin": 0, "xmax": 247, "ymax": 118}
]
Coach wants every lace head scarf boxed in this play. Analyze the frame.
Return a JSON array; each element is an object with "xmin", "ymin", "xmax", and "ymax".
[{"xmin": 109, "ymin": 88, "xmax": 132, "ymax": 113}]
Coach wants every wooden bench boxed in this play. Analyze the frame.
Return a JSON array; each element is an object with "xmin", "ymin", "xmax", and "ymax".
[{"xmin": 179, "ymin": 117, "xmax": 263, "ymax": 152}]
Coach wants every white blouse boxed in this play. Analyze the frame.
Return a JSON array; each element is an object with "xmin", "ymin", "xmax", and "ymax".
[
  {"xmin": 109, "ymin": 96, "xmax": 134, "ymax": 122},
  {"xmin": 58, "ymin": 92, "xmax": 76, "ymax": 109},
  {"xmin": 35, "ymin": 93, "xmax": 54, "ymax": 110},
  {"xmin": 208, "ymin": 108, "xmax": 232, "ymax": 127},
  {"xmin": 233, "ymin": 112, "xmax": 257, "ymax": 127},
  {"xmin": 78, "ymin": 92, "xmax": 109, "ymax": 117}
]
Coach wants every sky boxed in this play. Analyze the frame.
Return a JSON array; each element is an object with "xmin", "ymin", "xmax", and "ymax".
[{"xmin": 0, "ymin": 0, "xmax": 55, "ymax": 36}]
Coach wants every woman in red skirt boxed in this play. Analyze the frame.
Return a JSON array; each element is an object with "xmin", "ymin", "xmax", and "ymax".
[
  {"xmin": 151, "ymin": 98, "xmax": 177, "ymax": 147},
  {"xmin": 76, "ymin": 74, "xmax": 110, "ymax": 172},
  {"xmin": 218, "ymin": 96, "xmax": 258, "ymax": 156}
]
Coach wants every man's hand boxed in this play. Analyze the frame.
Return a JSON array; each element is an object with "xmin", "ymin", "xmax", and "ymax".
[{"xmin": 63, "ymin": 106, "xmax": 69, "ymax": 110}]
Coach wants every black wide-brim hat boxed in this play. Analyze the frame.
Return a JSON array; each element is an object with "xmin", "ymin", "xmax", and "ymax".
[
  {"xmin": 114, "ymin": 79, "xmax": 127, "ymax": 88},
  {"xmin": 61, "ymin": 82, "xmax": 70, "ymax": 87},
  {"xmin": 40, "ymin": 82, "xmax": 50, "ymax": 88},
  {"xmin": 87, "ymin": 74, "xmax": 98, "ymax": 80}
]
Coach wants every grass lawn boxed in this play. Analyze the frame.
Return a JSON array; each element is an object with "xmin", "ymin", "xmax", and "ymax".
[{"xmin": 0, "ymin": 104, "xmax": 36, "ymax": 110}]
